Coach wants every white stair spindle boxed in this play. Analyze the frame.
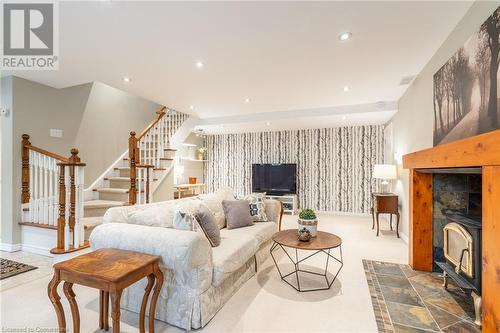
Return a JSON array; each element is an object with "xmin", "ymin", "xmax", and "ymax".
[
  {"xmin": 43, "ymin": 155, "xmax": 48, "ymax": 223},
  {"xmin": 29, "ymin": 150, "xmax": 34, "ymax": 222},
  {"xmin": 34, "ymin": 152, "xmax": 39, "ymax": 223}
]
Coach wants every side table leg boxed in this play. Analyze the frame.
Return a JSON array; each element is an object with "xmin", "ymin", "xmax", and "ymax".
[
  {"xmin": 390, "ymin": 214, "xmax": 393, "ymax": 231},
  {"xmin": 110, "ymin": 290, "xmax": 122, "ymax": 333},
  {"xmin": 99, "ymin": 290, "xmax": 104, "ymax": 329},
  {"xmin": 149, "ymin": 264, "xmax": 164, "ymax": 333},
  {"xmin": 47, "ymin": 272, "xmax": 66, "ymax": 333},
  {"xmin": 103, "ymin": 291, "xmax": 109, "ymax": 331},
  {"xmin": 396, "ymin": 212, "xmax": 400, "ymax": 238},
  {"xmin": 376, "ymin": 213, "xmax": 380, "ymax": 237},
  {"xmin": 139, "ymin": 275, "xmax": 155, "ymax": 333},
  {"xmin": 371, "ymin": 208, "xmax": 375, "ymax": 230},
  {"xmin": 63, "ymin": 282, "xmax": 80, "ymax": 333}
]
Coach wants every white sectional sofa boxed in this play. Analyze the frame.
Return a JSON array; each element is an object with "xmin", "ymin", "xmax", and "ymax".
[{"xmin": 89, "ymin": 189, "xmax": 283, "ymax": 330}]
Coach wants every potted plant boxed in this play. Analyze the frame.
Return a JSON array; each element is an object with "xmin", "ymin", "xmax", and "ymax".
[
  {"xmin": 197, "ymin": 147, "xmax": 207, "ymax": 161},
  {"xmin": 298, "ymin": 208, "xmax": 318, "ymax": 237}
]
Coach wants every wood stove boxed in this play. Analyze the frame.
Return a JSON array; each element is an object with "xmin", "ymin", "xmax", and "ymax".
[{"xmin": 436, "ymin": 213, "xmax": 482, "ymax": 326}]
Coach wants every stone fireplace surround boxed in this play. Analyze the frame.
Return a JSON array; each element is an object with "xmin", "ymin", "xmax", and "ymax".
[{"xmin": 403, "ymin": 129, "xmax": 500, "ymax": 333}]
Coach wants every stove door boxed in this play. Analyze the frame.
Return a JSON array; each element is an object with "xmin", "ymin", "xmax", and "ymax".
[{"xmin": 443, "ymin": 222, "xmax": 474, "ymax": 278}]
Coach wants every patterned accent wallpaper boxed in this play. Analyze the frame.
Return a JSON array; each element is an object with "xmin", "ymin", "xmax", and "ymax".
[{"xmin": 203, "ymin": 126, "xmax": 384, "ymax": 213}]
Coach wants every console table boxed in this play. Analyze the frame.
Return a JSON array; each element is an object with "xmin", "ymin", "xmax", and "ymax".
[
  {"xmin": 48, "ymin": 248, "xmax": 163, "ymax": 333},
  {"xmin": 371, "ymin": 193, "xmax": 400, "ymax": 238}
]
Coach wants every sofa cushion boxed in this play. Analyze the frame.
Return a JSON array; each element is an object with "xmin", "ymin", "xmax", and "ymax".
[
  {"xmin": 211, "ymin": 231, "xmax": 257, "ymax": 287},
  {"xmin": 222, "ymin": 200, "xmax": 254, "ymax": 230},
  {"xmin": 211, "ymin": 222, "xmax": 278, "ymax": 287},
  {"xmin": 198, "ymin": 187, "xmax": 235, "ymax": 229},
  {"xmin": 127, "ymin": 202, "xmax": 176, "ymax": 228},
  {"xmin": 223, "ymin": 222, "xmax": 278, "ymax": 247}
]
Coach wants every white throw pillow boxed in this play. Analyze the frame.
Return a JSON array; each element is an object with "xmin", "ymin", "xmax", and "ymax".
[
  {"xmin": 244, "ymin": 193, "xmax": 268, "ymax": 222},
  {"xmin": 127, "ymin": 204, "xmax": 173, "ymax": 228}
]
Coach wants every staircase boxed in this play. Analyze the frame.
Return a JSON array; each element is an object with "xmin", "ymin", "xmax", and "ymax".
[
  {"xmin": 20, "ymin": 106, "xmax": 191, "ymax": 256},
  {"xmin": 81, "ymin": 107, "xmax": 189, "ymax": 235}
]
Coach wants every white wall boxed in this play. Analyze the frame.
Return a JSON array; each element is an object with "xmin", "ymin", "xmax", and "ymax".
[
  {"xmin": 74, "ymin": 81, "xmax": 160, "ymax": 186},
  {"xmin": 1, "ymin": 77, "xmax": 15, "ymax": 247},
  {"xmin": 1, "ymin": 76, "xmax": 160, "ymax": 247},
  {"xmin": 388, "ymin": 1, "xmax": 500, "ymax": 240}
]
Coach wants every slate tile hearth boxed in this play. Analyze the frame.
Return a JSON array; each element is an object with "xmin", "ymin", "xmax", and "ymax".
[{"xmin": 363, "ymin": 260, "xmax": 480, "ymax": 333}]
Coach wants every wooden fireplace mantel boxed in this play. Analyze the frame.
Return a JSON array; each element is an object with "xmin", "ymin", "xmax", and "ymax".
[{"xmin": 403, "ymin": 129, "xmax": 500, "ymax": 332}]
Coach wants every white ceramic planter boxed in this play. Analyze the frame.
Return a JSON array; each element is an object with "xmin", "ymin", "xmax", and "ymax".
[{"xmin": 298, "ymin": 218, "xmax": 318, "ymax": 237}]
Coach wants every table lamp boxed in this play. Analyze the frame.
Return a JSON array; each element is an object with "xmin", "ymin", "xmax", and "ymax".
[{"xmin": 373, "ymin": 164, "xmax": 397, "ymax": 193}]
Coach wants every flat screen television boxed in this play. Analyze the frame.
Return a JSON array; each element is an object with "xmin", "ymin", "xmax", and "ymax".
[{"xmin": 252, "ymin": 163, "xmax": 296, "ymax": 196}]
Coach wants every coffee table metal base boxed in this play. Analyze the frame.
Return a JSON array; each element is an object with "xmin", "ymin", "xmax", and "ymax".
[{"xmin": 270, "ymin": 242, "xmax": 343, "ymax": 292}]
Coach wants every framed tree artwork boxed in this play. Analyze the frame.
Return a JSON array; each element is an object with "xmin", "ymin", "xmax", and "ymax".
[{"xmin": 433, "ymin": 6, "xmax": 500, "ymax": 146}]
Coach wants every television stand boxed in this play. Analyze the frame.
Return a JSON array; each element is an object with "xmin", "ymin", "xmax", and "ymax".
[{"xmin": 265, "ymin": 194, "xmax": 297, "ymax": 215}]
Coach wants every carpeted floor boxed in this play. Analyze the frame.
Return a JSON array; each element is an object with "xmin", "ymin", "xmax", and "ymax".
[
  {"xmin": 363, "ymin": 259, "xmax": 480, "ymax": 333},
  {"xmin": 1, "ymin": 258, "xmax": 38, "ymax": 280}
]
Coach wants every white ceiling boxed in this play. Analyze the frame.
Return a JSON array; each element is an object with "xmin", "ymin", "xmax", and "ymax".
[{"xmin": 4, "ymin": 1, "xmax": 473, "ymax": 132}]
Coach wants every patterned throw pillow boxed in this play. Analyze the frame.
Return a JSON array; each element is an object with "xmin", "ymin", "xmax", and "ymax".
[
  {"xmin": 173, "ymin": 207, "xmax": 200, "ymax": 232},
  {"xmin": 244, "ymin": 193, "xmax": 268, "ymax": 222}
]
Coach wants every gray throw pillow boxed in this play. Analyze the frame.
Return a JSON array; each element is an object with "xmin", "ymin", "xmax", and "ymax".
[
  {"xmin": 222, "ymin": 200, "xmax": 254, "ymax": 230},
  {"xmin": 195, "ymin": 204, "xmax": 221, "ymax": 247}
]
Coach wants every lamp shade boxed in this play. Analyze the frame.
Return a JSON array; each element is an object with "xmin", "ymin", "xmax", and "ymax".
[{"xmin": 373, "ymin": 164, "xmax": 397, "ymax": 180}]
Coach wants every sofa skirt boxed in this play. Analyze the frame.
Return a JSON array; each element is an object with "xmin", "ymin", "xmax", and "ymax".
[{"xmin": 119, "ymin": 239, "xmax": 273, "ymax": 330}]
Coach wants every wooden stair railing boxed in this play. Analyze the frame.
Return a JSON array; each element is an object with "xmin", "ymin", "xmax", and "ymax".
[
  {"xmin": 128, "ymin": 106, "xmax": 169, "ymax": 205},
  {"xmin": 21, "ymin": 134, "xmax": 88, "ymax": 254}
]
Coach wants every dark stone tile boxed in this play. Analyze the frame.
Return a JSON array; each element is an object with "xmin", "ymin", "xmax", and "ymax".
[
  {"xmin": 372, "ymin": 262, "xmax": 406, "ymax": 277},
  {"xmin": 442, "ymin": 320, "xmax": 481, "ymax": 333},
  {"xmin": 377, "ymin": 274, "xmax": 413, "ymax": 289},
  {"xmin": 380, "ymin": 285, "xmax": 423, "ymax": 307},
  {"xmin": 424, "ymin": 301, "xmax": 462, "ymax": 330},
  {"xmin": 423, "ymin": 288, "xmax": 475, "ymax": 320},
  {"xmin": 435, "ymin": 192, "xmax": 467, "ymax": 211},
  {"xmin": 433, "ymin": 174, "xmax": 467, "ymax": 192},
  {"xmin": 386, "ymin": 301, "xmax": 439, "ymax": 332},
  {"xmin": 467, "ymin": 175, "xmax": 482, "ymax": 193},
  {"xmin": 400, "ymin": 265, "xmax": 423, "ymax": 279},
  {"xmin": 409, "ymin": 273, "xmax": 452, "ymax": 299},
  {"xmin": 393, "ymin": 323, "xmax": 439, "ymax": 333}
]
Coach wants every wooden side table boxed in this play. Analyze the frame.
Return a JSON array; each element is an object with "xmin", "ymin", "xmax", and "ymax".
[
  {"xmin": 48, "ymin": 248, "xmax": 163, "ymax": 333},
  {"xmin": 371, "ymin": 193, "xmax": 400, "ymax": 238}
]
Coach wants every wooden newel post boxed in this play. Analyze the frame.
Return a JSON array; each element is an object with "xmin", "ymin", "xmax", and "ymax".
[
  {"xmin": 68, "ymin": 149, "xmax": 80, "ymax": 230},
  {"xmin": 129, "ymin": 132, "xmax": 138, "ymax": 204},
  {"xmin": 57, "ymin": 165, "xmax": 66, "ymax": 251},
  {"xmin": 21, "ymin": 134, "xmax": 31, "ymax": 203}
]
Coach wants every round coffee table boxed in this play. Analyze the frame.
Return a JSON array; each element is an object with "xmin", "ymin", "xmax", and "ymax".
[{"xmin": 270, "ymin": 229, "xmax": 343, "ymax": 292}]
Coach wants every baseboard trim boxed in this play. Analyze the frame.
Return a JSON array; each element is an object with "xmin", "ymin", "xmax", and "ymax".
[
  {"xmin": 318, "ymin": 211, "xmax": 371, "ymax": 217},
  {"xmin": 21, "ymin": 244, "xmax": 53, "ymax": 257},
  {"xmin": 0, "ymin": 243, "xmax": 22, "ymax": 252},
  {"xmin": 399, "ymin": 232, "xmax": 409, "ymax": 244}
]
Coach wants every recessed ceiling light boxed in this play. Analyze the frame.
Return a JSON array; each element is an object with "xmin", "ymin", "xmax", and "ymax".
[
  {"xmin": 122, "ymin": 77, "xmax": 131, "ymax": 83},
  {"xmin": 189, "ymin": 105, "xmax": 195, "ymax": 110},
  {"xmin": 339, "ymin": 32, "xmax": 352, "ymax": 41},
  {"xmin": 244, "ymin": 98, "xmax": 251, "ymax": 103},
  {"xmin": 343, "ymin": 86, "xmax": 350, "ymax": 92},
  {"xmin": 195, "ymin": 61, "xmax": 204, "ymax": 69},
  {"xmin": 342, "ymin": 115, "xmax": 347, "ymax": 120},
  {"xmin": 266, "ymin": 122, "xmax": 271, "ymax": 126}
]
